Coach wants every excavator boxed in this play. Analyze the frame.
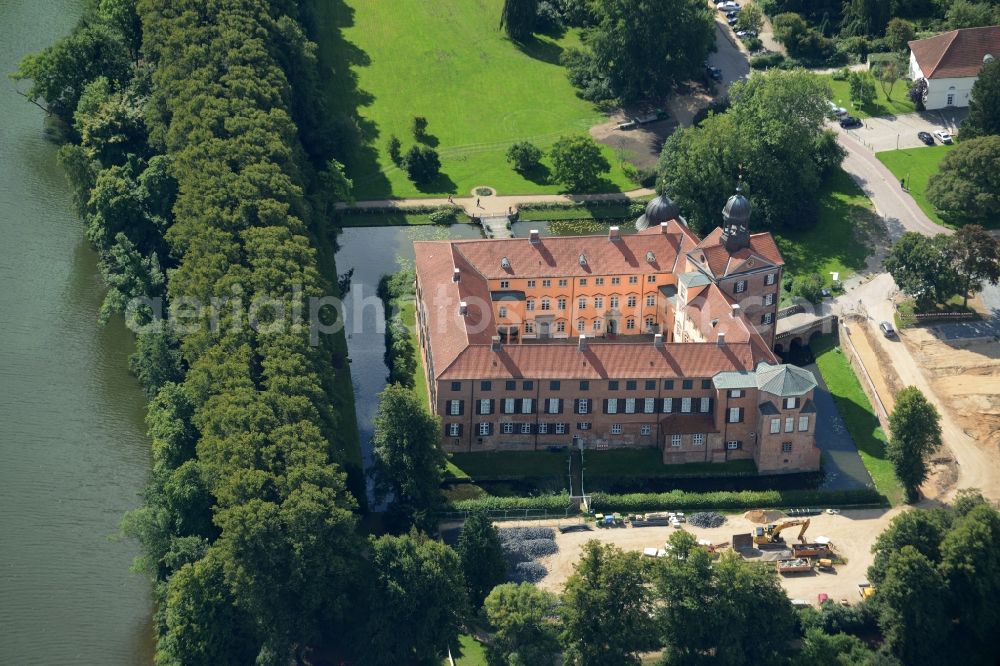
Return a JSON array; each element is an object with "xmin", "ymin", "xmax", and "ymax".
[{"xmin": 752, "ymin": 518, "xmax": 810, "ymax": 546}]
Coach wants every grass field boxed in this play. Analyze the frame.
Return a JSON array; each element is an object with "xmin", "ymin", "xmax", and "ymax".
[
  {"xmin": 875, "ymin": 145, "xmax": 956, "ymax": 227},
  {"xmin": 773, "ymin": 168, "xmax": 884, "ymax": 300},
  {"xmin": 448, "ymin": 634, "xmax": 487, "ymax": 666},
  {"xmin": 823, "ymin": 74, "xmax": 916, "ymax": 119},
  {"xmin": 584, "ymin": 450, "xmax": 757, "ymax": 477},
  {"xmin": 811, "ymin": 336, "xmax": 902, "ymax": 505},
  {"xmin": 310, "ymin": 0, "xmax": 634, "ymax": 199}
]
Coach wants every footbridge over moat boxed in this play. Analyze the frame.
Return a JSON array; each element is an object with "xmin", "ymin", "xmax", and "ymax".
[{"xmin": 774, "ymin": 312, "xmax": 838, "ymax": 354}]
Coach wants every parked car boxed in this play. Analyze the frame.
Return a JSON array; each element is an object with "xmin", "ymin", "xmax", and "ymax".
[
  {"xmin": 726, "ymin": 10, "xmax": 740, "ymax": 19},
  {"xmin": 917, "ymin": 131, "xmax": 934, "ymax": 145},
  {"xmin": 727, "ymin": 16, "xmax": 740, "ymax": 25},
  {"xmin": 828, "ymin": 101, "xmax": 848, "ymax": 118},
  {"xmin": 706, "ymin": 65, "xmax": 723, "ymax": 81},
  {"xmin": 879, "ymin": 321, "xmax": 896, "ymax": 338},
  {"xmin": 616, "ymin": 120, "xmax": 637, "ymax": 131},
  {"xmin": 736, "ymin": 30, "xmax": 758, "ymax": 38},
  {"xmin": 933, "ymin": 129, "xmax": 953, "ymax": 144},
  {"xmin": 839, "ymin": 116, "xmax": 862, "ymax": 129},
  {"xmin": 718, "ymin": 1, "xmax": 740, "ymax": 11}
]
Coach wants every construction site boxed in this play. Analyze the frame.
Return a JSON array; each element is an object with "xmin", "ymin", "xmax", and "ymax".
[{"xmin": 523, "ymin": 507, "xmax": 905, "ymax": 605}]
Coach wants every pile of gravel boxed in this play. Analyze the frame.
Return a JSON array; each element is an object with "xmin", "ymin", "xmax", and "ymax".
[
  {"xmin": 498, "ymin": 527, "xmax": 556, "ymax": 543},
  {"xmin": 503, "ymin": 538, "xmax": 559, "ymax": 564},
  {"xmin": 688, "ymin": 512, "xmax": 726, "ymax": 528},
  {"xmin": 509, "ymin": 561, "xmax": 547, "ymax": 583}
]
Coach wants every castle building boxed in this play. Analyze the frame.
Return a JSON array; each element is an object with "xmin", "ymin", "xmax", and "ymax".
[{"xmin": 412, "ymin": 193, "xmax": 821, "ymax": 473}]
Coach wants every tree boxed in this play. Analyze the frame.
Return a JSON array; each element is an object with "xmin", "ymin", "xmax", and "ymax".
[
  {"xmin": 657, "ymin": 69, "xmax": 836, "ymax": 232},
  {"xmin": 772, "ymin": 12, "xmax": 838, "ymax": 62},
  {"xmin": 949, "ymin": 225, "xmax": 1000, "ymax": 307},
  {"xmin": 99, "ymin": 0, "xmax": 143, "ymax": 63},
  {"xmin": 549, "ymin": 135, "xmax": 610, "ymax": 192},
  {"xmin": 484, "ymin": 583, "xmax": 561, "ymax": 666},
  {"xmin": 884, "ymin": 232, "xmax": 961, "ymax": 308},
  {"xmin": 946, "ymin": 0, "xmax": 1000, "ymax": 29},
  {"xmin": 877, "ymin": 546, "xmax": 949, "ymax": 664},
  {"xmin": 795, "ymin": 273, "xmax": 826, "ymax": 304},
  {"xmin": 403, "ymin": 145, "xmax": 442, "ymax": 185},
  {"xmin": 874, "ymin": 59, "xmax": 904, "ymax": 101},
  {"xmin": 501, "ymin": 0, "xmax": 539, "ymax": 42},
  {"xmin": 11, "ymin": 23, "xmax": 131, "ymax": 122},
  {"xmin": 371, "ymin": 384, "xmax": 446, "ymax": 532},
  {"xmin": 98, "ymin": 232, "xmax": 165, "ymax": 328},
  {"xmin": 962, "ymin": 57, "xmax": 1000, "ymax": 139},
  {"xmin": 560, "ymin": 541, "xmax": 657, "ymax": 665},
  {"xmin": 887, "ymin": 386, "xmax": 942, "ymax": 502},
  {"xmin": 736, "ymin": 3, "xmax": 765, "ymax": 34},
  {"xmin": 506, "ymin": 141, "xmax": 543, "ymax": 173},
  {"xmin": 848, "ymin": 70, "xmax": 877, "ymax": 109},
  {"xmin": 926, "ymin": 136, "xmax": 1000, "ymax": 224},
  {"xmin": 411, "ymin": 116, "xmax": 429, "ymax": 140},
  {"xmin": 868, "ymin": 508, "xmax": 951, "ymax": 584},
  {"xmin": 366, "ymin": 533, "xmax": 468, "ymax": 666},
  {"xmin": 841, "ymin": 0, "xmax": 892, "ymax": 37},
  {"xmin": 318, "ymin": 158, "xmax": 354, "ymax": 212},
  {"xmin": 457, "ymin": 509, "xmax": 508, "ymax": 608},
  {"xmin": 884, "ymin": 18, "xmax": 915, "ymax": 52},
  {"xmin": 582, "ymin": 0, "xmax": 715, "ymax": 103},
  {"xmin": 908, "ymin": 78, "xmax": 927, "ymax": 110},
  {"xmin": 798, "ymin": 628, "xmax": 888, "ymax": 666}
]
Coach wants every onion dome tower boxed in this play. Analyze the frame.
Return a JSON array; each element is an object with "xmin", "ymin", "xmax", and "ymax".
[
  {"xmin": 635, "ymin": 194, "xmax": 680, "ymax": 231},
  {"xmin": 720, "ymin": 187, "xmax": 751, "ymax": 253}
]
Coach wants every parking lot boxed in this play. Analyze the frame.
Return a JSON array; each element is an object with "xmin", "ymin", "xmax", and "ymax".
[{"xmin": 839, "ymin": 109, "xmax": 967, "ymax": 152}]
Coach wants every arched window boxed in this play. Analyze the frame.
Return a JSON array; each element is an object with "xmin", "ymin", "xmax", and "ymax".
[
  {"xmin": 526, "ymin": 299, "xmax": 535, "ymax": 311},
  {"xmin": 540, "ymin": 297, "xmax": 551, "ymax": 311}
]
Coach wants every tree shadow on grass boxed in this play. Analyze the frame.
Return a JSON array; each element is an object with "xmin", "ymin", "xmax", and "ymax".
[
  {"xmin": 560, "ymin": 176, "xmax": 624, "ymax": 196},
  {"xmin": 517, "ymin": 163, "xmax": 552, "ymax": 185},
  {"xmin": 309, "ymin": 0, "xmax": 394, "ymax": 199},
  {"xmin": 514, "ymin": 34, "xmax": 565, "ymax": 65},
  {"xmin": 417, "ymin": 132, "xmax": 439, "ymax": 148},
  {"xmin": 413, "ymin": 171, "xmax": 458, "ymax": 195}
]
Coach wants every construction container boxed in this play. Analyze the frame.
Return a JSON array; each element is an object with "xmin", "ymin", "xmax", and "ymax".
[
  {"xmin": 792, "ymin": 543, "xmax": 832, "ymax": 558},
  {"xmin": 776, "ymin": 558, "xmax": 812, "ymax": 574}
]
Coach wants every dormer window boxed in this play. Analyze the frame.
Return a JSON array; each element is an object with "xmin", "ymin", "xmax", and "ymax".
[
  {"xmin": 501, "ymin": 257, "xmax": 511, "ymax": 269},
  {"xmin": 579, "ymin": 254, "xmax": 587, "ymax": 266},
  {"xmin": 646, "ymin": 251, "xmax": 656, "ymax": 263}
]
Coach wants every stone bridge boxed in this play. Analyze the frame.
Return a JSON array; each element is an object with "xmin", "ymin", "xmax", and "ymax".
[{"xmin": 774, "ymin": 313, "xmax": 838, "ymax": 354}]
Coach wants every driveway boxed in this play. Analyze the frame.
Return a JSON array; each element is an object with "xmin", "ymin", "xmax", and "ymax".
[{"xmin": 839, "ymin": 109, "xmax": 968, "ymax": 153}]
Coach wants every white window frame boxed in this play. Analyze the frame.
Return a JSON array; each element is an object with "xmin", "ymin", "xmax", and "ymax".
[
  {"xmin": 728, "ymin": 407, "xmax": 740, "ymax": 423},
  {"xmin": 627, "ymin": 295, "xmax": 637, "ymax": 308},
  {"xmin": 782, "ymin": 442, "xmax": 792, "ymax": 453},
  {"xmin": 681, "ymin": 397, "xmax": 692, "ymax": 413},
  {"xmin": 558, "ymin": 298, "xmax": 567, "ymax": 311},
  {"xmin": 449, "ymin": 423, "xmax": 460, "ymax": 437},
  {"xmin": 692, "ymin": 434, "xmax": 705, "ymax": 446},
  {"xmin": 735, "ymin": 280, "xmax": 747, "ymax": 294},
  {"xmin": 798, "ymin": 416, "xmax": 809, "ymax": 432},
  {"xmin": 479, "ymin": 422, "xmax": 490, "ymax": 436},
  {"xmin": 625, "ymin": 398, "xmax": 636, "ymax": 414},
  {"xmin": 521, "ymin": 423, "xmax": 532, "ymax": 434},
  {"xmin": 765, "ymin": 273, "xmax": 776, "ymax": 286},
  {"xmin": 547, "ymin": 399, "xmax": 560, "ymax": 415},
  {"xmin": 607, "ymin": 398, "xmax": 618, "ymax": 414},
  {"xmin": 610, "ymin": 296, "xmax": 619, "ymax": 308},
  {"xmin": 578, "ymin": 398, "xmax": 589, "ymax": 415},
  {"xmin": 770, "ymin": 418, "xmax": 781, "ymax": 434},
  {"xmin": 479, "ymin": 399, "xmax": 491, "ymax": 415},
  {"xmin": 764, "ymin": 293, "xmax": 775, "ymax": 306},
  {"xmin": 522, "ymin": 398, "xmax": 533, "ymax": 414},
  {"xmin": 700, "ymin": 397, "xmax": 710, "ymax": 413},
  {"xmin": 578, "ymin": 297, "xmax": 587, "ymax": 310},
  {"xmin": 502, "ymin": 422, "xmax": 514, "ymax": 434},
  {"xmin": 449, "ymin": 400, "xmax": 461, "ymax": 416},
  {"xmin": 671, "ymin": 434, "xmax": 682, "ymax": 448},
  {"xmin": 644, "ymin": 398, "xmax": 655, "ymax": 414},
  {"xmin": 784, "ymin": 397, "xmax": 797, "ymax": 409},
  {"xmin": 727, "ymin": 440, "xmax": 740, "ymax": 450},
  {"xmin": 525, "ymin": 322, "xmax": 534, "ymax": 334},
  {"xmin": 640, "ymin": 425, "xmax": 652, "ymax": 435},
  {"xmin": 785, "ymin": 417, "xmax": 794, "ymax": 433},
  {"xmin": 527, "ymin": 279, "xmax": 536, "ymax": 288},
  {"xmin": 555, "ymin": 423, "xmax": 567, "ymax": 434},
  {"xmin": 556, "ymin": 321, "xmax": 565, "ymax": 333},
  {"xmin": 730, "ymin": 389, "xmax": 743, "ymax": 398},
  {"xmin": 558, "ymin": 279, "xmax": 568, "ymax": 287},
  {"xmin": 540, "ymin": 298, "xmax": 551, "ymax": 311},
  {"xmin": 663, "ymin": 397, "xmax": 673, "ymax": 413},
  {"xmin": 504, "ymin": 398, "xmax": 515, "ymax": 414},
  {"xmin": 629, "ymin": 276, "xmax": 638, "ymax": 284},
  {"xmin": 646, "ymin": 295, "xmax": 655, "ymax": 307},
  {"xmin": 542, "ymin": 279, "xmax": 551, "ymax": 288},
  {"xmin": 577, "ymin": 319, "xmax": 585, "ymax": 332},
  {"xmin": 626, "ymin": 318, "xmax": 636, "ymax": 330},
  {"xmin": 611, "ymin": 423, "xmax": 623, "ymax": 435},
  {"xmin": 611, "ymin": 277, "xmax": 621, "ymax": 285},
  {"xmin": 593, "ymin": 320, "xmax": 602, "ymax": 331},
  {"xmin": 526, "ymin": 299, "xmax": 535, "ymax": 311},
  {"xmin": 498, "ymin": 306, "xmax": 507, "ymax": 318},
  {"xmin": 500, "ymin": 280, "xmax": 509, "ymax": 289},
  {"xmin": 595, "ymin": 296, "xmax": 604, "ymax": 309},
  {"xmin": 762, "ymin": 313, "xmax": 774, "ymax": 325},
  {"xmin": 537, "ymin": 423, "xmax": 549, "ymax": 434}
]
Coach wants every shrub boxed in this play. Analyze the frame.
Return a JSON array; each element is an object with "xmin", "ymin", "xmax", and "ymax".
[
  {"xmin": 388, "ymin": 135, "xmax": 402, "ymax": 165},
  {"xmin": 831, "ymin": 66, "xmax": 850, "ymax": 81},
  {"xmin": 588, "ymin": 487, "xmax": 885, "ymax": 513},
  {"xmin": 744, "ymin": 36, "xmax": 763, "ymax": 52},
  {"xmin": 535, "ymin": 1, "xmax": 563, "ymax": 34},
  {"xmin": 507, "ymin": 141, "xmax": 544, "ymax": 172},
  {"xmin": 795, "ymin": 273, "xmax": 825, "ymax": 304},
  {"xmin": 750, "ymin": 52, "xmax": 785, "ymax": 70},
  {"xmin": 411, "ymin": 116, "xmax": 428, "ymax": 139},
  {"xmin": 429, "ymin": 208, "xmax": 458, "ymax": 225},
  {"xmin": 451, "ymin": 493, "xmax": 573, "ymax": 513},
  {"xmin": 628, "ymin": 201, "xmax": 647, "ymax": 217},
  {"xmin": 403, "ymin": 145, "xmax": 441, "ymax": 184}
]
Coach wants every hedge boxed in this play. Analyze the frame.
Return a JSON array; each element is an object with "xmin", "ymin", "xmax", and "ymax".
[
  {"xmin": 588, "ymin": 487, "xmax": 886, "ymax": 513},
  {"xmin": 451, "ymin": 493, "xmax": 573, "ymax": 512}
]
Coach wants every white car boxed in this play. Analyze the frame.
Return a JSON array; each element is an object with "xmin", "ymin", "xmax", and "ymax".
[
  {"xmin": 933, "ymin": 129, "xmax": 953, "ymax": 144},
  {"xmin": 828, "ymin": 101, "xmax": 848, "ymax": 118},
  {"xmin": 718, "ymin": 1, "xmax": 740, "ymax": 11}
]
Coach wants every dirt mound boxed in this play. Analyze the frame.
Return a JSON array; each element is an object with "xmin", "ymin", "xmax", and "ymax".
[{"xmin": 744, "ymin": 509, "xmax": 787, "ymax": 524}]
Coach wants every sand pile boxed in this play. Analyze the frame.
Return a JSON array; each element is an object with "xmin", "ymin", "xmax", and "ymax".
[{"xmin": 744, "ymin": 509, "xmax": 787, "ymax": 524}]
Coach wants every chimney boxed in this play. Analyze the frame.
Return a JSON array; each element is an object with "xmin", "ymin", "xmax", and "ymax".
[
  {"xmin": 578, "ymin": 334, "xmax": 587, "ymax": 351},
  {"xmin": 609, "ymin": 226, "xmax": 621, "ymax": 242},
  {"xmin": 717, "ymin": 332, "xmax": 726, "ymax": 347},
  {"xmin": 452, "ymin": 268, "xmax": 460, "ymax": 282},
  {"xmin": 660, "ymin": 221, "xmax": 670, "ymax": 234},
  {"xmin": 653, "ymin": 333, "xmax": 664, "ymax": 348},
  {"xmin": 730, "ymin": 303, "xmax": 741, "ymax": 318},
  {"xmin": 459, "ymin": 301, "xmax": 468, "ymax": 316},
  {"xmin": 529, "ymin": 229, "xmax": 540, "ymax": 245},
  {"xmin": 491, "ymin": 335, "xmax": 502, "ymax": 352}
]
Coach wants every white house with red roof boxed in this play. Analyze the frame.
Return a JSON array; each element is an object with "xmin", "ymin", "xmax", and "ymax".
[{"xmin": 908, "ymin": 25, "xmax": 999, "ymax": 110}]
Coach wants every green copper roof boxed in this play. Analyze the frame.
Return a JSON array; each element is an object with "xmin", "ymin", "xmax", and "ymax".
[
  {"xmin": 677, "ymin": 271, "xmax": 712, "ymax": 288},
  {"xmin": 755, "ymin": 363, "xmax": 818, "ymax": 397},
  {"xmin": 712, "ymin": 371, "xmax": 757, "ymax": 389}
]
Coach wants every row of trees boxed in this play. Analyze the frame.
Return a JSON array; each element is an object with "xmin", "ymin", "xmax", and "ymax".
[
  {"xmin": 885, "ymin": 225, "xmax": 1000, "ymax": 309},
  {"xmin": 657, "ymin": 69, "xmax": 845, "ymax": 233}
]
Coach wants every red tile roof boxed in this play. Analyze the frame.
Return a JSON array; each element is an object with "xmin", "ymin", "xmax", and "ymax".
[
  {"xmin": 909, "ymin": 26, "xmax": 1000, "ymax": 79},
  {"xmin": 438, "ymin": 340, "xmax": 759, "ymax": 380},
  {"xmin": 688, "ymin": 228, "xmax": 784, "ymax": 278}
]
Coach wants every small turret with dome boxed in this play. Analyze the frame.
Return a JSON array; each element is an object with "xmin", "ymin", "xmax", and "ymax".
[
  {"xmin": 720, "ymin": 184, "xmax": 751, "ymax": 253},
  {"xmin": 635, "ymin": 194, "xmax": 680, "ymax": 231}
]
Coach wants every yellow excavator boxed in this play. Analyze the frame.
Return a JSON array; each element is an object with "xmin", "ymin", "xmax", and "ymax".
[{"xmin": 753, "ymin": 518, "xmax": 810, "ymax": 546}]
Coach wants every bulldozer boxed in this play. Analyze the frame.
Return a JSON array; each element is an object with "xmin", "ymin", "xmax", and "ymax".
[{"xmin": 752, "ymin": 518, "xmax": 810, "ymax": 546}]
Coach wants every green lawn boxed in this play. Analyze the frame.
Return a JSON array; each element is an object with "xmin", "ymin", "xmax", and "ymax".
[
  {"xmin": 309, "ymin": 0, "xmax": 633, "ymax": 199},
  {"xmin": 811, "ymin": 336, "xmax": 903, "ymax": 505},
  {"xmin": 449, "ymin": 451, "xmax": 571, "ymax": 479},
  {"xmin": 584, "ymin": 449, "xmax": 757, "ymax": 477},
  {"xmin": 875, "ymin": 145, "xmax": 957, "ymax": 227},
  {"xmin": 447, "ymin": 634, "xmax": 487, "ymax": 666},
  {"xmin": 823, "ymin": 74, "xmax": 916, "ymax": 119},
  {"xmin": 773, "ymin": 168, "xmax": 884, "ymax": 300}
]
